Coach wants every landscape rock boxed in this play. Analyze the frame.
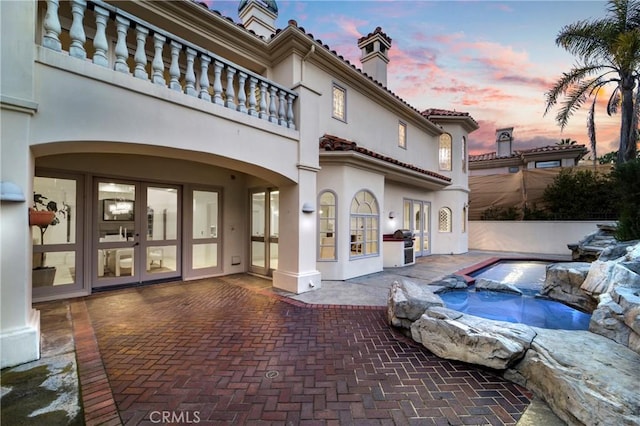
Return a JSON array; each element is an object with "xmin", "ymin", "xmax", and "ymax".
[
  {"xmin": 474, "ymin": 278, "xmax": 522, "ymax": 295},
  {"xmin": 540, "ymin": 262, "xmax": 595, "ymax": 312},
  {"xmin": 568, "ymin": 224, "xmax": 618, "ymax": 261},
  {"xmin": 511, "ymin": 328, "xmax": 640, "ymax": 426},
  {"xmin": 410, "ymin": 307, "xmax": 536, "ymax": 370},
  {"xmin": 589, "ymin": 294, "xmax": 631, "ymax": 346},
  {"xmin": 428, "ymin": 274, "xmax": 468, "ymax": 290},
  {"xmin": 387, "ymin": 279, "xmax": 443, "ymax": 330}
]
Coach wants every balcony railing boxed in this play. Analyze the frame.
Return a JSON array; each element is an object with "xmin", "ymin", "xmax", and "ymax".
[{"xmin": 40, "ymin": 0, "xmax": 297, "ymax": 129}]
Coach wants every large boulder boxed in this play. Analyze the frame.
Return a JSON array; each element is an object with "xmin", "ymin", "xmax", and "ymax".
[
  {"xmin": 410, "ymin": 307, "xmax": 537, "ymax": 370},
  {"xmin": 540, "ymin": 262, "xmax": 596, "ymax": 312},
  {"xmin": 387, "ymin": 279, "xmax": 444, "ymax": 330},
  {"xmin": 474, "ymin": 277, "xmax": 522, "ymax": 295},
  {"xmin": 589, "ymin": 293, "xmax": 632, "ymax": 346},
  {"xmin": 511, "ymin": 328, "xmax": 640, "ymax": 426}
]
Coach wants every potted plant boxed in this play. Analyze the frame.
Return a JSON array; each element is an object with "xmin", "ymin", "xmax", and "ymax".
[{"xmin": 31, "ymin": 192, "xmax": 67, "ymax": 287}]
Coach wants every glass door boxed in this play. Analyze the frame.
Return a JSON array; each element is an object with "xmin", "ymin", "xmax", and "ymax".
[
  {"xmin": 186, "ymin": 188, "xmax": 221, "ymax": 278},
  {"xmin": 141, "ymin": 185, "xmax": 180, "ymax": 281},
  {"xmin": 32, "ymin": 172, "xmax": 84, "ymax": 300},
  {"xmin": 94, "ymin": 180, "xmax": 181, "ymax": 288},
  {"xmin": 404, "ymin": 199, "xmax": 430, "ymax": 257},
  {"xmin": 250, "ymin": 189, "xmax": 278, "ymax": 275}
]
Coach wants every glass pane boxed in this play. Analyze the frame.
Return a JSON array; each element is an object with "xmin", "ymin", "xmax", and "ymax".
[
  {"xmin": 147, "ymin": 187, "xmax": 178, "ymax": 241},
  {"xmin": 251, "ymin": 241, "xmax": 265, "ymax": 268},
  {"xmin": 270, "ymin": 191, "xmax": 279, "ymax": 238},
  {"xmin": 146, "ymin": 245, "xmax": 177, "ymax": 273},
  {"xmin": 98, "ymin": 182, "xmax": 135, "ymax": 240},
  {"xmin": 97, "ymin": 248, "xmax": 134, "ymax": 277},
  {"xmin": 193, "ymin": 190, "xmax": 218, "ymax": 239},
  {"xmin": 423, "ymin": 204, "xmax": 430, "ymax": 251},
  {"xmin": 252, "ymin": 192, "xmax": 265, "ymax": 237},
  {"xmin": 192, "ymin": 243, "xmax": 217, "ymax": 269},
  {"xmin": 403, "ymin": 200, "xmax": 411, "ymax": 230},
  {"xmin": 33, "ymin": 177, "xmax": 76, "ymax": 245},
  {"xmin": 32, "ymin": 251, "xmax": 75, "ymax": 287}
]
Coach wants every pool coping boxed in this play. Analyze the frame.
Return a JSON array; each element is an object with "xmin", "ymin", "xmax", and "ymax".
[{"xmin": 454, "ymin": 256, "xmax": 570, "ymax": 285}]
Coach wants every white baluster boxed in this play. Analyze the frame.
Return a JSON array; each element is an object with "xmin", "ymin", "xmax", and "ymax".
[
  {"xmin": 259, "ymin": 82, "xmax": 268, "ymax": 120},
  {"xmin": 169, "ymin": 41, "xmax": 182, "ymax": 91},
  {"xmin": 237, "ymin": 72, "xmax": 247, "ymax": 113},
  {"xmin": 92, "ymin": 6, "xmax": 109, "ymax": 67},
  {"xmin": 43, "ymin": 0, "xmax": 62, "ymax": 51},
  {"xmin": 287, "ymin": 93, "xmax": 295, "ymax": 129},
  {"xmin": 69, "ymin": 0, "xmax": 87, "ymax": 59},
  {"xmin": 268, "ymin": 86, "xmax": 278, "ymax": 123},
  {"xmin": 151, "ymin": 33, "xmax": 166, "ymax": 85},
  {"xmin": 184, "ymin": 48, "xmax": 197, "ymax": 96},
  {"xmin": 133, "ymin": 26, "xmax": 149, "ymax": 80},
  {"xmin": 225, "ymin": 66, "xmax": 236, "ymax": 109},
  {"xmin": 278, "ymin": 89, "xmax": 286, "ymax": 125},
  {"xmin": 114, "ymin": 16, "xmax": 130, "ymax": 73},
  {"xmin": 248, "ymin": 77, "xmax": 258, "ymax": 117},
  {"xmin": 199, "ymin": 55, "xmax": 211, "ymax": 102},
  {"xmin": 212, "ymin": 61, "xmax": 224, "ymax": 105}
]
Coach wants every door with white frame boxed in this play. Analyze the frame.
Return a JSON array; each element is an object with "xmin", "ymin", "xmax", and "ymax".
[
  {"xmin": 403, "ymin": 199, "xmax": 431, "ymax": 257},
  {"xmin": 250, "ymin": 189, "xmax": 279, "ymax": 276},
  {"xmin": 93, "ymin": 179, "xmax": 180, "ymax": 288},
  {"xmin": 184, "ymin": 187, "xmax": 222, "ymax": 278},
  {"xmin": 32, "ymin": 172, "xmax": 84, "ymax": 300}
]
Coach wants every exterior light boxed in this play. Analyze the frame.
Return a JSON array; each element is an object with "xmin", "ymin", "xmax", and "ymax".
[
  {"xmin": 1, "ymin": 181, "xmax": 25, "ymax": 202},
  {"xmin": 388, "ymin": 211, "xmax": 397, "ymax": 219},
  {"xmin": 302, "ymin": 202, "xmax": 315, "ymax": 213}
]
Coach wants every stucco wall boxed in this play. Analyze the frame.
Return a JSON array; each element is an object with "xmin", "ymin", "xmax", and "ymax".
[{"xmin": 468, "ymin": 221, "xmax": 614, "ymax": 255}]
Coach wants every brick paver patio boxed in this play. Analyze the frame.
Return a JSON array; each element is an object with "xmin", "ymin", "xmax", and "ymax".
[{"xmin": 76, "ymin": 275, "xmax": 533, "ymax": 425}]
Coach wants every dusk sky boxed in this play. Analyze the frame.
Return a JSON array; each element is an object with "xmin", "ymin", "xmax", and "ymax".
[{"xmin": 205, "ymin": 0, "xmax": 622, "ymax": 156}]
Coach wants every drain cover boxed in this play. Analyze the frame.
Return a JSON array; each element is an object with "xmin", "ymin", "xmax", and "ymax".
[{"xmin": 265, "ymin": 370, "xmax": 279, "ymax": 379}]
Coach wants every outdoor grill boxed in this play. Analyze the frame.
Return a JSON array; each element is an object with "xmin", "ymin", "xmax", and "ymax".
[{"xmin": 393, "ymin": 229, "xmax": 415, "ymax": 265}]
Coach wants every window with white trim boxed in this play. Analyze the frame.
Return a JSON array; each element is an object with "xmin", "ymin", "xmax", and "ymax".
[
  {"xmin": 332, "ymin": 84, "xmax": 346, "ymax": 121},
  {"xmin": 462, "ymin": 136, "xmax": 467, "ymax": 173},
  {"xmin": 318, "ymin": 191, "xmax": 337, "ymax": 260},
  {"xmin": 439, "ymin": 133, "xmax": 452, "ymax": 171},
  {"xmin": 398, "ymin": 121, "xmax": 407, "ymax": 148},
  {"xmin": 350, "ymin": 190, "xmax": 379, "ymax": 257},
  {"xmin": 438, "ymin": 207, "xmax": 452, "ymax": 233}
]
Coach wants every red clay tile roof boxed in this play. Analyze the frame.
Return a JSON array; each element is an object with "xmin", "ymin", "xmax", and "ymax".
[
  {"xmin": 469, "ymin": 144, "xmax": 587, "ymax": 162},
  {"xmin": 319, "ymin": 134, "xmax": 451, "ymax": 182}
]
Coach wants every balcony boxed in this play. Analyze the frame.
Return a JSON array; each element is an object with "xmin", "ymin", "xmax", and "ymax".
[{"xmin": 38, "ymin": 0, "xmax": 297, "ymax": 129}]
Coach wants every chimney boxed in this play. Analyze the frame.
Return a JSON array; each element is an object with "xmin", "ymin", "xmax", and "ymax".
[
  {"xmin": 358, "ymin": 27, "xmax": 392, "ymax": 86},
  {"xmin": 238, "ymin": 0, "xmax": 278, "ymax": 39},
  {"xmin": 496, "ymin": 127, "xmax": 514, "ymax": 157}
]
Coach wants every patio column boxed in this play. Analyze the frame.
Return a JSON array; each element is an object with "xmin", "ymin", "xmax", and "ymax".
[{"xmin": 0, "ymin": 0, "xmax": 40, "ymax": 368}]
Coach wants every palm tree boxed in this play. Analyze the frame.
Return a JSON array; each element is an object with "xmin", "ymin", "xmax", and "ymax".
[{"xmin": 544, "ymin": 0, "xmax": 640, "ymax": 164}]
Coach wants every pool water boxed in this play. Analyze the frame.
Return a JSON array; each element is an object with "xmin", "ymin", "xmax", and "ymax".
[{"xmin": 439, "ymin": 261, "xmax": 592, "ymax": 330}]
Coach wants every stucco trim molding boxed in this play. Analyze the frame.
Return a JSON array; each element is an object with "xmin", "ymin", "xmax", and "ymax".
[
  {"xmin": 0, "ymin": 309, "xmax": 40, "ymax": 369},
  {"xmin": 0, "ymin": 95, "xmax": 39, "ymax": 115}
]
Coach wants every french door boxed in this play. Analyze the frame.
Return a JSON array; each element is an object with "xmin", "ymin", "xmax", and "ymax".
[
  {"xmin": 93, "ymin": 179, "xmax": 180, "ymax": 288},
  {"xmin": 404, "ymin": 199, "xmax": 430, "ymax": 257},
  {"xmin": 250, "ymin": 189, "xmax": 279, "ymax": 276}
]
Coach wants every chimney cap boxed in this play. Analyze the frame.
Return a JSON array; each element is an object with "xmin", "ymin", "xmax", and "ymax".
[{"xmin": 239, "ymin": 0, "xmax": 278, "ymax": 14}]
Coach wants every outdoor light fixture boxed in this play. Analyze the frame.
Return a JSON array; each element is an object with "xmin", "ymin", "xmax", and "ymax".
[
  {"xmin": 388, "ymin": 211, "xmax": 397, "ymax": 219},
  {"xmin": 302, "ymin": 202, "xmax": 315, "ymax": 213},
  {"xmin": 1, "ymin": 181, "xmax": 25, "ymax": 202}
]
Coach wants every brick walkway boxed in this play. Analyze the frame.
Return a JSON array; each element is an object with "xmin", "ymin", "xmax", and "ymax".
[{"xmin": 77, "ymin": 275, "xmax": 533, "ymax": 425}]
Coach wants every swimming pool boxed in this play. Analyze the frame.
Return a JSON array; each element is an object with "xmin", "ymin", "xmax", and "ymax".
[{"xmin": 439, "ymin": 260, "xmax": 592, "ymax": 330}]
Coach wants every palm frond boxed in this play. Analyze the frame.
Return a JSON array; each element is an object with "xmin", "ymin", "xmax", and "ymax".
[
  {"xmin": 588, "ymin": 99, "xmax": 597, "ymax": 164},
  {"xmin": 607, "ymin": 86, "xmax": 621, "ymax": 114}
]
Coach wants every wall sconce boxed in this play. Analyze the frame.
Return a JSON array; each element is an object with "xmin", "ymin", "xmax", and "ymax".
[
  {"xmin": 1, "ymin": 181, "xmax": 25, "ymax": 202},
  {"xmin": 301, "ymin": 202, "xmax": 315, "ymax": 214},
  {"xmin": 388, "ymin": 211, "xmax": 397, "ymax": 219}
]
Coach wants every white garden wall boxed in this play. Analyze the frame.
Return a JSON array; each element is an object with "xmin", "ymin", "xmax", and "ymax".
[{"xmin": 468, "ymin": 221, "xmax": 616, "ymax": 255}]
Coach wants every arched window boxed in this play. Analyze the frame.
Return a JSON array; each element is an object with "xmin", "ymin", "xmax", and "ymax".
[
  {"xmin": 318, "ymin": 191, "xmax": 337, "ymax": 260},
  {"xmin": 439, "ymin": 133, "xmax": 452, "ymax": 171},
  {"xmin": 350, "ymin": 190, "xmax": 379, "ymax": 257},
  {"xmin": 438, "ymin": 207, "xmax": 452, "ymax": 233}
]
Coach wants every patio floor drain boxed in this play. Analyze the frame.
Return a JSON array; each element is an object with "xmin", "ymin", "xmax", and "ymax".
[{"xmin": 265, "ymin": 370, "xmax": 279, "ymax": 379}]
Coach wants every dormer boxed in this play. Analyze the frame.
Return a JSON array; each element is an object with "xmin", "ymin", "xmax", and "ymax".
[
  {"xmin": 238, "ymin": 0, "xmax": 278, "ymax": 39},
  {"xmin": 496, "ymin": 127, "xmax": 514, "ymax": 158},
  {"xmin": 358, "ymin": 27, "xmax": 392, "ymax": 86}
]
